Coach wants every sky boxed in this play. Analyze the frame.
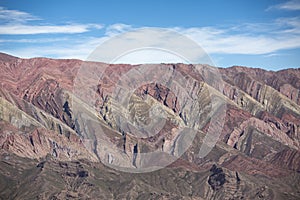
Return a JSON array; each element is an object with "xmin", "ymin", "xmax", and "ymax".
[{"xmin": 0, "ymin": 0, "xmax": 300, "ymax": 70}]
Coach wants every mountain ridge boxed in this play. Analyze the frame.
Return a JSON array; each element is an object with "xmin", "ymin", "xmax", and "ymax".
[{"xmin": 0, "ymin": 53, "xmax": 299, "ymax": 199}]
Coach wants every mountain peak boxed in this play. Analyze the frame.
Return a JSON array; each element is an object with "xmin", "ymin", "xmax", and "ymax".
[{"xmin": 0, "ymin": 52, "xmax": 19, "ymax": 62}]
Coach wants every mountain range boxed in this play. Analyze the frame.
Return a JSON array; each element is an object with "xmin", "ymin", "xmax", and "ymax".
[{"xmin": 0, "ymin": 52, "xmax": 299, "ymax": 199}]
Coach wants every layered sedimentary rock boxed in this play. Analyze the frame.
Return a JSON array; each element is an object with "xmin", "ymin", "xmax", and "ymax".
[{"xmin": 0, "ymin": 53, "xmax": 300, "ymax": 199}]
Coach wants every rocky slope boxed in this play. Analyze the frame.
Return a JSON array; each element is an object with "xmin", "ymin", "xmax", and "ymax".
[{"xmin": 0, "ymin": 52, "xmax": 300, "ymax": 199}]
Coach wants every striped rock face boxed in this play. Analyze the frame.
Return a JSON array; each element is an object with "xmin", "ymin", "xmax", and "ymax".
[{"xmin": 0, "ymin": 53, "xmax": 300, "ymax": 199}]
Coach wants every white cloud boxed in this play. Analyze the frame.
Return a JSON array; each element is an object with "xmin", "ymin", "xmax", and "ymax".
[
  {"xmin": 174, "ymin": 16, "xmax": 300, "ymax": 55},
  {"xmin": 2, "ymin": 36, "xmax": 110, "ymax": 60},
  {"xmin": 0, "ymin": 7, "xmax": 103, "ymax": 35},
  {"xmin": 0, "ymin": 7, "xmax": 39, "ymax": 23},
  {"xmin": 275, "ymin": 17, "xmax": 300, "ymax": 34},
  {"xmin": 262, "ymin": 53, "xmax": 283, "ymax": 58},
  {"xmin": 2, "ymin": 5, "xmax": 300, "ymax": 64},
  {"xmin": 105, "ymin": 23, "xmax": 132, "ymax": 36},
  {"xmin": 4, "ymin": 19, "xmax": 300, "ymax": 62},
  {"xmin": 0, "ymin": 38, "xmax": 69, "ymax": 43},
  {"xmin": 267, "ymin": 0, "xmax": 300, "ymax": 11},
  {"xmin": 0, "ymin": 24, "xmax": 102, "ymax": 35}
]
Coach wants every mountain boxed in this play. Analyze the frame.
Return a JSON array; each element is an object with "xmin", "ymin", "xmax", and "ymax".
[{"xmin": 0, "ymin": 52, "xmax": 300, "ymax": 199}]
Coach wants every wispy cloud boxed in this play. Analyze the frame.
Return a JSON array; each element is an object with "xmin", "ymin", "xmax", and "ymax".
[
  {"xmin": 0, "ymin": 6, "xmax": 39, "ymax": 23},
  {"xmin": 105, "ymin": 23, "xmax": 132, "ymax": 36},
  {"xmin": 3, "ymin": 18, "xmax": 300, "ymax": 61},
  {"xmin": 1, "ymin": 4, "xmax": 300, "ymax": 64},
  {"xmin": 175, "ymin": 17, "xmax": 300, "ymax": 55},
  {"xmin": 0, "ymin": 38, "xmax": 69, "ymax": 43},
  {"xmin": 275, "ymin": 17, "xmax": 300, "ymax": 34},
  {"xmin": 0, "ymin": 7, "xmax": 102, "ymax": 35},
  {"xmin": 2, "ymin": 36, "xmax": 110, "ymax": 60},
  {"xmin": 0, "ymin": 24, "xmax": 102, "ymax": 35},
  {"xmin": 267, "ymin": 0, "xmax": 300, "ymax": 11}
]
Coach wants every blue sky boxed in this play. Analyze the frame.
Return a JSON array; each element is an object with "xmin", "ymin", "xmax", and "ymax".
[{"xmin": 0, "ymin": 0, "xmax": 300, "ymax": 70}]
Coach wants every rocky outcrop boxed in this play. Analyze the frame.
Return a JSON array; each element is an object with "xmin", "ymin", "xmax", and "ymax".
[
  {"xmin": 270, "ymin": 148, "xmax": 300, "ymax": 172},
  {"xmin": 220, "ymin": 66, "xmax": 300, "ymax": 105},
  {"xmin": 0, "ymin": 120, "xmax": 97, "ymax": 161},
  {"xmin": 208, "ymin": 164, "xmax": 226, "ymax": 190}
]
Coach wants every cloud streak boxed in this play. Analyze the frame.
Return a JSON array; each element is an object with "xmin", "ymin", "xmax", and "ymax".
[
  {"xmin": 3, "ymin": 18, "xmax": 300, "ymax": 61},
  {"xmin": 0, "ymin": 24, "xmax": 102, "ymax": 35},
  {"xmin": 267, "ymin": 0, "xmax": 300, "ymax": 11},
  {"xmin": 171, "ymin": 15, "xmax": 300, "ymax": 55},
  {"xmin": 0, "ymin": 7, "xmax": 102, "ymax": 35},
  {"xmin": 0, "ymin": 6, "xmax": 39, "ymax": 23},
  {"xmin": 1, "ymin": 6, "xmax": 300, "ymax": 65},
  {"xmin": 1, "ymin": 36, "xmax": 110, "ymax": 60},
  {"xmin": 106, "ymin": 23, "xmax": 132, "ymax": 36}
]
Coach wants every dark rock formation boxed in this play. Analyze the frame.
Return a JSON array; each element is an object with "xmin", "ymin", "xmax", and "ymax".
[{"xmin": 208, "ymin": 164, "xmax": 226, "ymax": 190}]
